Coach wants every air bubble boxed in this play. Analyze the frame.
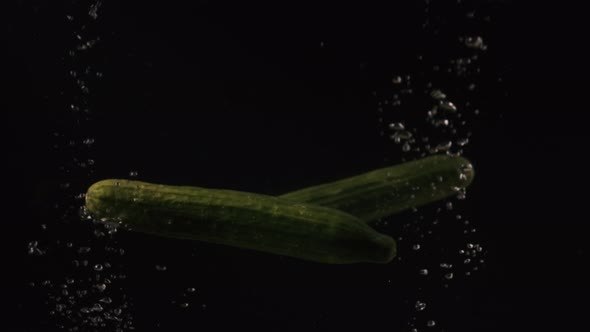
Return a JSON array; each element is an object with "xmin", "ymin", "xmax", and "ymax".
[
  {"xmin": 78, "ymin": 247, "xmax": 91, "ymax": 254},
  {"xmin": 440, "ymin": 101, "xmax": 457, "ymax": 112},
  {"xmin": 433, "ymin": 119, "xmax": 449, "ymax": 127},
  {"xmin": 415, "ymin": 301, "xmax": 427, "ymax": 311},
  {"xmin": 430, "ymin": 89, "xmax": 447, "ymax": 100},
  {"xmin": 391, "ymin": 131, "xmax": 413, "ymax": 143},
  {"xmin": 436, "ymin": 141, "xmax": 453, "ymax": 152},
  {"xmin": 89, "ymin": 2, "xmax": 101, "ymax": 19},
  {"xmin": 464, "ymin": 36, "xmax": 487, "ymax": 50},
  {"xmin": 403, "ymin": 142, "xmax": 412, "ymax": 152},
  {"xmin": 83, "ymin": 138, "xmax": 95, "ymax": 145},
  {"xmin": 388, "ymin": 122, "xmax": 405, "ymax": 130},
  {"xmin": 457, "ymin": 138, "xmax": 469, "ymax": 146}
]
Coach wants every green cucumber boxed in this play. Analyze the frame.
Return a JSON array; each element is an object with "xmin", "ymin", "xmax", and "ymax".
[
  {"xmin": 85, "ymin": 180, "xmax": 396, "ymax": 264},
  {"xmin": 279, "ymin": 155, "xmax": 474, "ymax": 222}
]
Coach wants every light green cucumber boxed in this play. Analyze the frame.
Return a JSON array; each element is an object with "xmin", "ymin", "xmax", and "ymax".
[
  {"xmin": 279, "ymin": 155, "xmax": 474, "ymax": 222},
  {"xmin": 85, "ymin": 180, "xmax": 396, "ymax": 264}
]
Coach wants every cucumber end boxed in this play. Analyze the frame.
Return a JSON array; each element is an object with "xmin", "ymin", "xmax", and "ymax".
[
  {"xmin": 85, "ymin": 179, "xmax": 124, "ymax": 217},
  {"xmin": 370, "ymin": 234, "xmax": 397, "ymax": 264}
]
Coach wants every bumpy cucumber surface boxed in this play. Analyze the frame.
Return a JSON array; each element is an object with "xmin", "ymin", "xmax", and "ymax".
[
  {"xmin": 86, "ymin": 180, "xmax": 396, "ymax": 264},
  {"xmin": 279, "ymin": 155, "xmax": 474, "ymax": 222}
]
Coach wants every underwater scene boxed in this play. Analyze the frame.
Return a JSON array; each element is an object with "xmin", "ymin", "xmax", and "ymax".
[{"xmin": 11, "ymin": 1, "xmax": 588, "ymax": 331}]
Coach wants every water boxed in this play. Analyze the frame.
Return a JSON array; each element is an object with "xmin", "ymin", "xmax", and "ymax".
[{"xmin": 20, "ymin": 1, "xmax": 503, "ymax": 331}]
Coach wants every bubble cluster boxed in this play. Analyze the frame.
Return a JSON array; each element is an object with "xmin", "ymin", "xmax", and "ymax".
[
  {"xmin": 375, "ymin": 1, "xmax": 493, "ymax": 331},
  {"xmin": 25, "ymin": 1, "xmax": 139, "ymax": 331}
]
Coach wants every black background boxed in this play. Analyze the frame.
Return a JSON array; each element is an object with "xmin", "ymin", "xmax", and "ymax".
[{"xmin": 3, "ymin": 0, "xmax": 590, "ymax": 331}]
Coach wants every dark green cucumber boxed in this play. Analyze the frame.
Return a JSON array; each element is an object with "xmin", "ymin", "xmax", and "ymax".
[
  {"xmin": 279, "ymin": 155, "xmax": 474, "ymax": 222},
  {"xmin": 85, "ymin": 180, "xmax": 396, "ymax": 264}
]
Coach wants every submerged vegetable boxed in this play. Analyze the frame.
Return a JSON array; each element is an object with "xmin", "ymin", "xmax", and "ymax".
[
  {"xmin": 85, "ymin": 155, "xmax": 474, "ymax": 263},
  {"xmin": 85, "ymin": 180, "xmax": 396, "ymax": 264},
  {"xmin": 279, "ymin": 155, "xmax": 474, "ymax": 222}
]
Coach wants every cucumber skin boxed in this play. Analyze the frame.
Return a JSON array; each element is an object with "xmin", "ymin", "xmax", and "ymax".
[
  {"xmin": 86, "ymin": 180, "xmax": 396, "ymax": 264},
  {"xmin": 279, "ymin": 155, "xmax": 474, "ymax": 222}
]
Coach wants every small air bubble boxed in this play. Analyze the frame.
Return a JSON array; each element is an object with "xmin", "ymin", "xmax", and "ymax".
[
  {"xmin": 436, "ymin": 141, "xmax": 453, "ymax": 152},
  {"xmin": 465, "ymin": 36, "xmax": 487, "ymax": 50},
  {"xmin": 430, "ymin": 89, "xmax": 446, "ymax": 100},
  {"xmin": 390, "ymin": 130, "xmax": 413, "ymax": 143},
  {"xmin": 456, "ymin": 188, "xmax": 467, "ymax": 200},
  {"xmin": 446, "ymin": 202, "xmax": 453, "ymax": 210},
  {"xmin": 83, "ymin": 138, "xmax": 95, "ymax": 145},
  {"xmin": 433, "ymin": 119, "xmax": 449, "ymax": 127},
  {"xmin": 78, "ymin": 247, "xmax": 91, "ymax": 254},
  {"xmin": 415, "ymin": 301, "xmax": 427, "ymax": 311},
  {"xmin": 402, "ymin": 142, "xmax": 412, "ymax": 152},
  {"xmin": 388, "ymin": 122, "xmax": 405, "ymax": 130},
  {"xmin": 440, "ymin": 101, "xmax": 457, "ymax": 112},
  {"xmin": 89, "ymin": 2, "xmax": 101, "ymax": 20},
  {"xmin": 457, "ymin": 138, "xmax": 469, "ymax": 146}
]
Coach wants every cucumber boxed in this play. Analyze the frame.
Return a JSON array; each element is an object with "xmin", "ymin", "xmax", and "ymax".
[
  {"xmin": 85, "ymin": 180, "xmax": 396, "ymax": 264},
  {"xmin": 279, "ymin": 155, "xmax": 474, "ymax": 222}
]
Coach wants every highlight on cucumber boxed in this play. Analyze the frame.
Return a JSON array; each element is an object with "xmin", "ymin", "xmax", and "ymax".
[{"xmin": 84, "ymin": 154, "xmax": 474, "ymax": 264}]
